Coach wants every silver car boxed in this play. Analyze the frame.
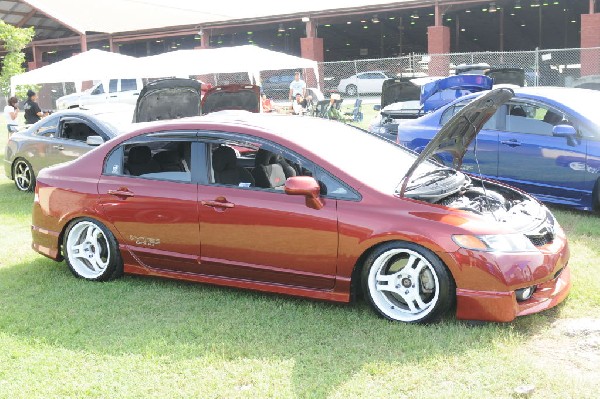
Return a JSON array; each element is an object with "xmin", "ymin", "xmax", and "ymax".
[{"xmin": 4, "ymin": 108, "xmax": 130, "ymax": 191}]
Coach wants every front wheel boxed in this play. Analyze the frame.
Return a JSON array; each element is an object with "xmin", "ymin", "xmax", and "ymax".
[
  {"xmin": 361, "ymin": 242, "xmax": 455, "ymax": 323},
  {"xmin": 593, "ymin": 178, "xmax": 600, "ymax": 212},
  {"xmin": 13, "ymin": 158, "xmax": 36, "ymax": 192},
  {"xmin": 63, "ymin": 218, "xmax": 123, "ymax": 281}
]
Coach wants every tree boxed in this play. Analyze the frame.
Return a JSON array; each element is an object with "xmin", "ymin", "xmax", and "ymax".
[{"xmin": 0, "ymin": 20, "xmax": 35, "ymax": 98}]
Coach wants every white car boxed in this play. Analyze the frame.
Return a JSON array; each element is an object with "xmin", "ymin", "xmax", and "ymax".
[
  {"xmin": 56, "ymin": 78, "xmax": 144, "ymax": 110},
  {"xmin": 337, "ymin": 71, "xmax": 395, "ymax": 96}
]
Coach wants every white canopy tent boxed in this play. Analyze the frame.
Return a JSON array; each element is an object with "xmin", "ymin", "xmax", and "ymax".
[
  {"xmin": 11, "ymin": 46, "xmax": 320, "ymax": 95},
  {"xmin": 10, "ymin": 49, "xmax": 141, "ymax": 95},
  {"xmin": 136, "ymin": 46, "xmax": 320, "ymax": 88}
]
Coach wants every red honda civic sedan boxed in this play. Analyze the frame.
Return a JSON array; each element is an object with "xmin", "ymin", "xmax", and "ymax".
[{"xmin": 31, "ymin": 89, "xmax": 570, "ymax": 323}]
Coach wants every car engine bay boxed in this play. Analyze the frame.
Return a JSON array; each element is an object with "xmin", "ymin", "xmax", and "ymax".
[{"xmin": 404, "ymin": 168, "xmax": 556, "ymax": 246}]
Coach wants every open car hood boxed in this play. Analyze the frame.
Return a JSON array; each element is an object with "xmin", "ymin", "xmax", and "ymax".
[
  {"xmin": 380, "ymin": 77, "xmax": 442, "ymax": 109},
  {"xmin": 485, "ymin": 67, "xmax": 525, "ymax": 87},
  {"xmin": 133, "ymin": 78, "xmax": 202, "ymax": 123},
  {"xmin": 420, "ymin": 75, "xmax": 493, "ymax": 113},
  {"xmin": 399, "ymin": 88, "xmax": 514, "ymax": 197},
  {"xmin": 201, "ymin": 84, "xmax": 260, "ymax": 114}
]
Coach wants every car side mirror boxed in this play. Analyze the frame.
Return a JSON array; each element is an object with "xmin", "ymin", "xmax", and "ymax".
[
  {"xmin": 284, "ymin": 176, "xmax": 324, "ymax": 210},
  {"xmin": 373, "ymin": 104, "xmax": 381, "ymax": 111},
  {"xmin": 86, "ymin": 136, "xmax": 105, "ymax": 146},
  {"xmin": 552, "ymin": 124, "xmax": 578, "ymax": 146},
  {"xmin": 552, "ymin": 124, "xmax": 576, "ymax": 138}
]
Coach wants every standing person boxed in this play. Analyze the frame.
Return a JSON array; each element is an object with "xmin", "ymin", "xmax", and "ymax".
[
  {"xmin": 288, "ymin": 72, "xmax": 306, "ymax": 102},
  {"xmin": 23, "ymin": 89, "xmax": 45, "ymax": 125},
  {"xmin": 3, "ymin": 96, "xmax": 19, "ymax": 134}
]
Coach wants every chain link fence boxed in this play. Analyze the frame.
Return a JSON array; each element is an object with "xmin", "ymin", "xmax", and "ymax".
[
  {"xmin": 321, "ymin": 47, "xmax": 600, "ymax": 98},
  {"xmin": 30, "ymin": 46, "xmax": 600, "ymax": 109}
]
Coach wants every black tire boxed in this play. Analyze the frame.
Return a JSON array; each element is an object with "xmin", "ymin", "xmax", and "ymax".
[
  {"xmin": 592, "ymin": 178, "xmax": 600, "ymax": 212},
  {"xmin": 12, "ymin": 158, "xmax": 36, "ymax": 192},
  {"xmin": 345, "ymin": 84, "xmax": 358, "ymax": 96},
  {"xmin": 63, "ymin": 218, "xmax": 123, "ymax": 281},
  {"xmin": 361, "ymin": 241, "xmax": 455, "ymax": 323}
]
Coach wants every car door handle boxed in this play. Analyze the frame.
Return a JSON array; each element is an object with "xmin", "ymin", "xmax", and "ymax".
[
  {"xmin": 201, "ymin": 198, "xmax": 235, "ymax": 209},
  {"xmin": 109, "ymin": 95, "xmax": 118, "ymax": 98},
  {"xmin": 500, "ymin": 139, "xmax": 521, "ymax": 147},
  {"xmin": 53, "ymin": 145, "xmax": 64, "ymax": 150},
  {"xmin": 107, "ymin": 188, "xmax": 135, "ymax": 198}
]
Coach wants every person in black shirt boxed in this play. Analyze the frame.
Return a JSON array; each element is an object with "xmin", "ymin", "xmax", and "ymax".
[{"xmin": 24, "ymin": 89, "xmax": 45, "ymax": 125}]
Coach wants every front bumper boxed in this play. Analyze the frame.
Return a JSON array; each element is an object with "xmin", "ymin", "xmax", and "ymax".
[{"xmin": 455, "ymin": 264, "xmax": 571, "ymax": 322}]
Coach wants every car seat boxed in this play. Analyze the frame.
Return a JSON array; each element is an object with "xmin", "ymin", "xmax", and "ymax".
[
  {"xmin": 126, "ymin": 145, "xmax": 161, "ymax": 176},
  {"xmin": 212, "ymin": 146, "xmax": 255, "ymax": 186},
  {"xmin": 251, "ymin": 149, "xmax": 296, "ymax": 189},
  {"xmin": 153, "ymin": 150, "xmax": 185, "ymax": 172}
]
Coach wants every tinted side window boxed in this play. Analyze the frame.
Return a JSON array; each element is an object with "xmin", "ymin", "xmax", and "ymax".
[
  {"xmin": 120, "ymin": 79, "xmax": 137, "ymax": 92},
  {"xmin": 504, "ymin": 103, "xmax": 563, "ymax": 135},
  {"xmin": 315, "ymin": 168, "xmax": 360, "ymax": 200},
  {"xmin": 109, "ymin": 79, "xmax": 118, "ymax": 93},
  {"xmin": 61, "ymin": 121, "xmax": 100, "ymax": 142},
  {"xmin": 104, "ymin": 139, "xmax": 193, "ymax": 182},
  {"xmin": 205, "ymin": 138, "xmax": 315, "ymax": 191}
]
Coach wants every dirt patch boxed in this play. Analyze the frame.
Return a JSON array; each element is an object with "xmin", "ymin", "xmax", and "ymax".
[{"xmin": 525, "ymin": 318, "xmax": 600, "ymax": 372}]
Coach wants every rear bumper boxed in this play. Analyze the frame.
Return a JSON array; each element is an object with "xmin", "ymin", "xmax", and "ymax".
[
  {"xmin": 31, "ymin": 224, "xmax": 62, "ymax": 261},
  {"xmin": 456, "ymin": 265, "xmax": 571, "ymax": 322}
]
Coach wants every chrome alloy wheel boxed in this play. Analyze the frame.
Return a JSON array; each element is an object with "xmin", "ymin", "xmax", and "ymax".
[
  {"xmin": 13, "ymin": 159, "xmax": 34, "ymax": 191},
  {"xmin": 367, "ymin": 248, "xmax": 439, "ymax": 322},
  {"xmin": 65, "ymin": 221, "xmax": 111, "ymax": 279}
]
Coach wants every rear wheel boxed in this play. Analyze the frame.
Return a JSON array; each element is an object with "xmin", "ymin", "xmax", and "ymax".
[
  {"xmin": 13, "ymin": 158, "xmax": 35, "ymax": 192},
  {"xmin": 361, "ymin": 241, "xmax": 455, "ymax": 323},
  {"xmin": 345, "ymin": 84, "xmax": 358, "ymax": 96},
  {"xmin": 63, "ymin": 218, "xmax": 123, "ymax": 281}
]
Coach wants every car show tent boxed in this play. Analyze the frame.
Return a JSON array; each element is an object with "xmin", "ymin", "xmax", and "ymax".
[
  {"xmin": 11, "ymin": 45, "xmax": 320, "ymax": 94},
  {"xmin": 10, "ymin": 49, "xmax": 140, "ymax": 94}
]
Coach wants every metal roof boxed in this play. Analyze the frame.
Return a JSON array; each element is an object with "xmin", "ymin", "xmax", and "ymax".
[{"xmin": 16, "ymin": 0, "xmax": 432, "ymax": 34}]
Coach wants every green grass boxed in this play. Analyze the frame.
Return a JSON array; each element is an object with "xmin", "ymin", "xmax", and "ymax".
[{"xmin": 1, "ymin": 117, "xmax": 600, "ymax": 398}]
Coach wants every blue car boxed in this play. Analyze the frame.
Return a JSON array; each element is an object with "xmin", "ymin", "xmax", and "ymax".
[{"xmin": 396, "ymin": 87, "xmax": 600, "ymax": 211}]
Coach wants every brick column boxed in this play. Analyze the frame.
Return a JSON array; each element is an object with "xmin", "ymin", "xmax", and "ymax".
[
  {"xmin": 581, "ymin": 13, "xmax": 600, "ymax": 76},
  {"xmin": 427, "ymin": 25, "xmax": 451, "ymax": 76},
  {"xmin": 300, "ymin": 37, "xmax": 324, "ymax": 88}
]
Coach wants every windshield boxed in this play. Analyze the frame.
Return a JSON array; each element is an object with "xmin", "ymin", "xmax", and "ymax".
[
  {"xmin": 278, "ymin": 120, "xmax": 436, "ymax": 193},
  {"xmin": 551, "ymin": 90, "xmax": 600, "ymax": 128}
]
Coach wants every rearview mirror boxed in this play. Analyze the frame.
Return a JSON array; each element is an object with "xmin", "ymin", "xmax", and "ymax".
[
  {"xmin": 284, "ymin": 176, "xmax": 324, "ymax": 210},
  {"xmin": 86, "ymin": 136, "xmax": 105, "ymax": 146},
  {"xmin": 373, "ymin": 104, "xmax": 381, "ymax": 111}
]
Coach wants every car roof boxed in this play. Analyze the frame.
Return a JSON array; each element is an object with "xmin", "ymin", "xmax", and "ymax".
[
  {"xmin": 43, "ymin": 108, "xmax": 131, "ymax": 136},
  {"xmin": 116, "ymin": 111, "xmax": 376, "ymax": 154}
]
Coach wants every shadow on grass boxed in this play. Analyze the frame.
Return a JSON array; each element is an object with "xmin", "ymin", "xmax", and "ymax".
[{"xmin": 0, "ymin": 255, "xmax": 563, "ymax": 397}]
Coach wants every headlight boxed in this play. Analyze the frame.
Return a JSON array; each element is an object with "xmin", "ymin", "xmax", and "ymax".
[{"xmin": 453, "ymin": 233, "xmax": 536, "ymax": 252}]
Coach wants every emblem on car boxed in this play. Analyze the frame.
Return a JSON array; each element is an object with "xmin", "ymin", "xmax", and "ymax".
[{"xmin": 129, "ymin": 235, "xmax": 160, "ymax": 246}]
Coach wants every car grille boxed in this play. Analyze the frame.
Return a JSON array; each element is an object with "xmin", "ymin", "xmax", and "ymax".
[
  {"xmin": 526, "ymin": 230, "xmax": 554, "ymax": 247},
  {"xmin": 525, "ymin": 210, "xmax": 556, "ymax": 247}
]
